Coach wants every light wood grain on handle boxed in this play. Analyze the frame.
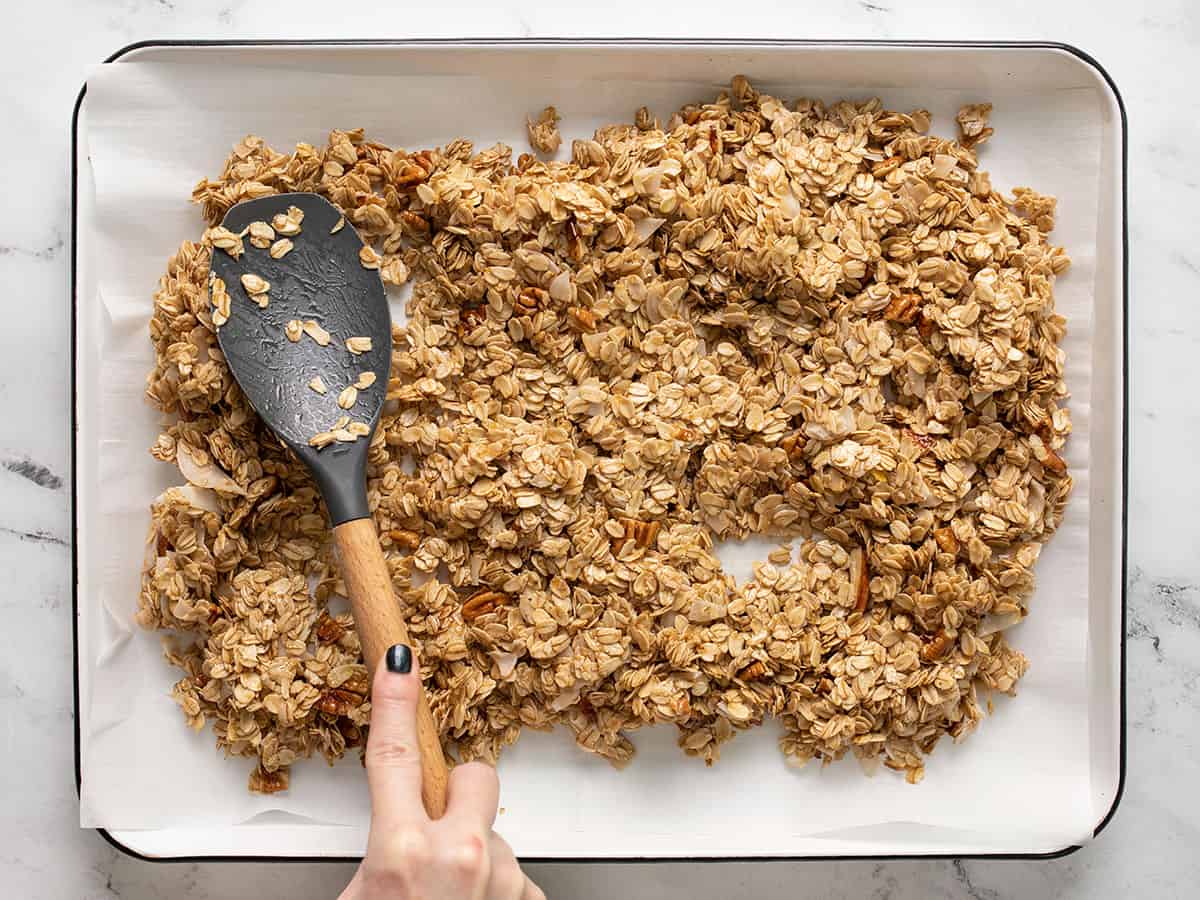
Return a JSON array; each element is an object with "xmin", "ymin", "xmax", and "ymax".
[{"xmin": 333, "ymin": 516, "xmax": 449, "ymax": 819}]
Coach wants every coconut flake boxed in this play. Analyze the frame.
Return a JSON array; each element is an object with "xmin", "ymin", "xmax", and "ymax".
[
  {"xmin": 176, "ymin": 450, "xmax": 246, "ymax": 496},
  {"xmin": 489, "ymin": 650, "xmax": 520, "ymax": 679},
  {"xmin": 549, "ymin": 684, "xmax": 582, "ymax": 711},
  {"xmin": 978, "ymin": 611, "xmax": 1025, "ymax": 636},
  {"xmin": 633, "ymin": 216, "xmax": 666, "ymax": 244}
]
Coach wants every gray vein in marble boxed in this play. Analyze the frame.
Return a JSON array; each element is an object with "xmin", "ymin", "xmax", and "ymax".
[
  {"xmin": 952, "ymin": 860, "xmax": 1000, "ymax": 900},
  {"xmin": 3, "ymin": 457, "xmax": 63, "ymax": 490},
  {"xmin": 1127, "ymin": 606, "xmax": 1163, "ymax": 659},
  {"xmin": 1150, "ymin": 579, "xmax": 1200, "ymax": 631},
  {"xmin": 0, "ymin": 231, "xmax": 63, "ymax": 261},
  {"xmin": 1170, "ymin": 250, "xmax": 1200, "ymax": 277},
  {"xmin": 0, "ymin": 525, "xmax": 67, "ymax": 546},
  {"xmin": 860, "ymin": 1, "xmax": 891, "ymax": 11}
]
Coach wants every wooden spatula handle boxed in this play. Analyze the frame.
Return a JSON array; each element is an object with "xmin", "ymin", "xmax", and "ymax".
[{"xmin": 333, "ymin": 516, "xmax": 449, "ymax": 819}]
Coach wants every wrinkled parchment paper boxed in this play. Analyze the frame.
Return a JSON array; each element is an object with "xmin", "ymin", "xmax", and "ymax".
[{"xmin": 78, "ymin": 57, "xmax": 1103, "ymax": 855}]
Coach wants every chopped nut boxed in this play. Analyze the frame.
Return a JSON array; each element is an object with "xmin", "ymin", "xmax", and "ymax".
[
  {"xmin": 1042, "ymin": 446, "xmax": 1068, "ymax": 475},
  {"xmin": 933, "ymin": 527, "xmax": 960, "ymax": 555},
  {"xmin": 884, "ymin": 291, "xmax": 922, "ymax": 324},
  {"xmin": 738, "ymin": 660, "xmax": 768, "ymax": 681},
  {"xmin": 849, "ymin": 545, "xmax": 870, "ymax": 613},
  {"xmin": 462, "ymin": 589, "xmax": 509, "ymax": 622},
  {"xmin": 612, "ymin": 517, "xmax": 661, "ymax": 554},
  {"xmin": 458, "ymin": 306, "xmax": 487, "ymax": 335},
  {"xmin": 317, "ymin": 688, "xmax": 363, "ymax": 717},
  {"xmin": 921, "ymin": 630, "xmax": 954, "ymax": 662},
  {"xmin": 515, "ymin": 286, "xmax": 546, "ymax": 316},
  {"xmin": 567, "ymin": 306, "xmax": 596, "ymax": 332},
  {"xmin": 779, "ymin": 432, "xmax": 805, "ymax": 463},
  {"xmin": 388, "ymin": 529, "xmax": 421, "ymax": 549},
  {"xmin": 314, "ymin": 612, "xmax": 345, "ymax": 643}
]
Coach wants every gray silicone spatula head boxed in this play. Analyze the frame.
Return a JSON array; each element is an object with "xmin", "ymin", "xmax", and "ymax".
[{"xmin": 208, "ymin": 192, "xmax": 391, "ymax": 525}]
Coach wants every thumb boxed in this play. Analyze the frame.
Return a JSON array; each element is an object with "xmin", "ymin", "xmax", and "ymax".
[{"xmin": 365, "ymin": 644, "xmax": 426, "ymax": 823}]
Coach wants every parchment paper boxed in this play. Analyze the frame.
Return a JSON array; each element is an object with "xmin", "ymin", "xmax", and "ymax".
[{"xmin": 78, "ymin": 58, "xmax": 1102, "ymax": 854}]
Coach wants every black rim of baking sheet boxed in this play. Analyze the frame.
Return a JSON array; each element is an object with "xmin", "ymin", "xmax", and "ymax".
[{"xmin": 70, "ymin": 37, "xmax": 1129, "ymax": 865}]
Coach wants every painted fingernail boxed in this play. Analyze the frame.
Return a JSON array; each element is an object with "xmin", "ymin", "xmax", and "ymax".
[{"xmin": 386, "ymin": 644, "xmax": 412, "ymax": 674}]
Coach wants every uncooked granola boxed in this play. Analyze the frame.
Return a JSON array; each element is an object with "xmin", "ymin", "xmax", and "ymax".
[{"xmin": 141, "ymin": 82, "xmax": 1072, "ymax": 793}]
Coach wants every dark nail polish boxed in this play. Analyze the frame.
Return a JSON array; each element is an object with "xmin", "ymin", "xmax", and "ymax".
[{"xmin": 386, "ymin": 644, "xmax": 412, "ymax": 674}]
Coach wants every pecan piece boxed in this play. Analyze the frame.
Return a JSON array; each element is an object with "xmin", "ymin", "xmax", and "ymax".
[
  {"xmin": 462, "ymin": 589, "xmax": 509, "ymax": 622},
  {"xmin": 339, "ymin": 673, "xmax": 370, "ymax": 697},
  {"xmin": 921, "ymin": 629, "xmax": 954, "ymax": 662},
  {"xmin": 315, "ymin": 612, "xmax": 346, "ymax": 644},
  {"xmin": 388, "ymin": 528, "xmax": 422, "ymax": 550},
  {"xmin": 567, "ymin": 306, "xmax": 596, "ymax": 332},
  {"xmin": 932, "ymin": 527, "xmax": 960, "ymax": 555},
  {"xmin": 393, "ymin": 152, "xmax": 432, "ymax": 187},
  {"xmin": 611, "ymin": 517, "xmax": 661, "ymax": 554},
  {"xmin": 400, "ymin": 210, "xmax": 430, "ymax": 236},
  {"xmin": 565, "ymin": 219, "xmax": 586, "ymax": 261},
  {"xmin": 1041, "ymin": 446, "xmax": 1068, "ymax": 475},
  {"xmin": 458, "ymin": 306, "xmax": 487, "ymax": 335},
  {"xmin": 916, "ymin": 311, "xmax": 936, "ymax": 338},
  {"xmin": 515, "ymin": 286, "xmax": 547, "ymax": 316},
  {"xmin": 737, "ymin": 660, "xmax": 768, "ymax": 681},
  {"xmin": 849, "ymin": 544, "xmax": 870, "ymax": 613},
  {"xmin": 317, "ymin": 688, "xmax": 363, "ymax": 717},
  {"xmin": 779, "ymin": 432, "xmax": 806, "ymax": 463},
  {"xmin": 884, "ymin": 290, "xmax": 922, "ymax": 324}
]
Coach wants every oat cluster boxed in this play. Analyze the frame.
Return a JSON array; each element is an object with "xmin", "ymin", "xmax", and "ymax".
[{"xmin": 138, "ymin": 78, "xmax": 1072, "ymax": 793}]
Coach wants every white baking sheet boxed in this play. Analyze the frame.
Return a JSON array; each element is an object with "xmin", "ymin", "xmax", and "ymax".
[{"xmin": 76, "ymin": 46, "xmax": 1115, "ymax": 857}]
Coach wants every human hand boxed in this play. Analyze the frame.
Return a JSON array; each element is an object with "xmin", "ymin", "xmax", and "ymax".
[{"xmin": 339, "ymin": 645, "xmax": 545, "ymax": 900}]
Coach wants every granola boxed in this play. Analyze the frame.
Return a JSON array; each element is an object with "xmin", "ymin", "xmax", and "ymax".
[{"xmin": 141, "ymin": 85, "xmax": 1072, "ymax": 792}]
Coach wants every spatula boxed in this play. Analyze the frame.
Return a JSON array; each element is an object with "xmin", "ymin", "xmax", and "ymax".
[{"xmin": 209, "ymin": 191, "xmax": 449, "ymax": 818}]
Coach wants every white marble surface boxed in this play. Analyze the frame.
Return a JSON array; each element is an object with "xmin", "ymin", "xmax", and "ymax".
[{"xmin": 0, "ymin": 0, "xmax": 1194, "ymax": 897}]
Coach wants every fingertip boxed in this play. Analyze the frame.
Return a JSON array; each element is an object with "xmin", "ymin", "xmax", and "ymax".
[{"xmin": 373, "ymin": 643, "xmax": 420, "ymax": 699}]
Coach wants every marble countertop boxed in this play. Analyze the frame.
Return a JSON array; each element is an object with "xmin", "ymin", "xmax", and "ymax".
[{"xmin": 2, "ymin": 1, "xmax": 1195, "ymax": 897}]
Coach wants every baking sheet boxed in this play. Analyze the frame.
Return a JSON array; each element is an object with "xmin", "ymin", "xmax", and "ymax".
[{"xmin": 77, "ymin": 53, "xmax": 1105, "ymax": 855}]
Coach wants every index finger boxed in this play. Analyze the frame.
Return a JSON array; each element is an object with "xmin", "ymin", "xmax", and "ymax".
[{"xmin": 364, "ymin": 645, "xmax": 426, "ymax": 825}]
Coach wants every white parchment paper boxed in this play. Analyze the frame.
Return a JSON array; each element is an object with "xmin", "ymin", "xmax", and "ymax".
[{"xmin": 78, "ymin": 57, "xmax": 1102, "ymax": 855}]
